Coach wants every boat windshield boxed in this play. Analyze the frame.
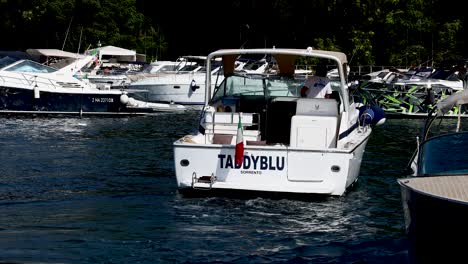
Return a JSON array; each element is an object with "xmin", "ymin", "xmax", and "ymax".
[
  {"xmin": 211, "ymin": 74, "xmax": 306, "ymax": 102},
  {"xmin": 376, "ymin": 71, "xmax": 390, "ymax": 79},
  {"xmin": 148, "ymin": 64, "xmax": 179, "ymax": 73},
  {"xmin": 178, "ymin": 64, "xmax": 200, "ymax": 72},
  {"xmin": 4, "ymin": 60, "xmax": 57, "ymax": 73},
  {"xmin": 0, "ymin": 56, "xmax": 19, "ymax": 69},
  {"xmin": 419, "ymin": 132, "xmax": 468, "ymax": 175},
  {"xmin": 428, "ymin": 69, "xmax": 460, "ymax": 81}
]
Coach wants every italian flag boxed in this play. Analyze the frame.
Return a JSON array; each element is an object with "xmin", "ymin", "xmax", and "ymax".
[{"xmin": 235, "ymin": 113, "xmax": 244, "ymax": 167}]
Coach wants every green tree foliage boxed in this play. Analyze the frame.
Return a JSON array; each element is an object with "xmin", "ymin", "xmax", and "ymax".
[
  {"xmin": 349, "ymin": 30, "xmax": 375, "ymax": 65},
  {"xmin": 0, "ymin": 0, "xmax": 466, "ymax": 65},
  {"xmin": 0, "ymin": 0, "xmax": 164, "ymax": 60}
]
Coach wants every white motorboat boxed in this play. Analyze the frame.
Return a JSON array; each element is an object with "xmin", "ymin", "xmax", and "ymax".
[
  {"xmin": 393, "ymin": 67, "xmax": 464, "ymax": 91},
  {"xmin": 356, "ymin": 64, "xmax": 468, "ymax": 118},
  {"xmin": 127, "ymin": 55, "xmax": 225, "ymax": 105},
  {"xmin": 74, "ymin": 45, "xmax": 147, "ymax": 89},
  {"xmin": 0, "ymin": 54, "xmax": 185, "ymax": 116},
  {"xmin": 124, "ymin": 59, "xmax": 183, "ymax": 84},
  {"xmin": 126, "ymin": 55, "xmax": 255, "ymax": 105},
  {"xmin": 398, "ymin": 90, "xmax": 468, "ymax": 263},
  {"xmin": 173, "ymin": 48, "xmax": 385, "ymax": 197}
]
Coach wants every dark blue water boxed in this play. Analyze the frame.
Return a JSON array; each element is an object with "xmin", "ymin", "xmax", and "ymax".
[{"xmin": 0, "ymin": 111, "xmax": 423, "ymax": 263}]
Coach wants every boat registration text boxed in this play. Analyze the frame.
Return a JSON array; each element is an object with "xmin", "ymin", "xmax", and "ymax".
[{"xmin": 92, "ymin": 98, "xmax": 114, "ymax": 103}]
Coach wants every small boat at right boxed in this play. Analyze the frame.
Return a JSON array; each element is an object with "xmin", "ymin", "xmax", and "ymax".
[{"xmin": 397, "ymin": 89, "xmax": 468, "ymax": 263}]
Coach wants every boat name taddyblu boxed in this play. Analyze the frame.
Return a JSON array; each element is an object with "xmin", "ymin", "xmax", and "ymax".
[{"xmin": 218, "ymin": 154, "xmax": 285, "ymax": 170}]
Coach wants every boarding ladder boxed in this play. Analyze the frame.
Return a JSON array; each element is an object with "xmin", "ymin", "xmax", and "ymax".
[{"xmin": 191, "ymin": 172, "xmax": 217, "ymax": 190}]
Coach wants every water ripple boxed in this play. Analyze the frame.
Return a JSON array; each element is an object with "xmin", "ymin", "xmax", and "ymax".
[{"xmin": 0, "ymin": 114, "xmax": 411, "ymax": 263}]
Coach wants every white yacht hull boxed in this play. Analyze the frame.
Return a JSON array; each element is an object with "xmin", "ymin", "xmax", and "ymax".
[
  {"xmin": 174, "ymin": 131, "xmax": 370, "ymax": 196},
  {"xmin": 129, "ymin": 73, "xmax": 222, "ymax": 105},
  {"xmin": 130, "ymin": 82, "xmax": 206, "ymax": 105}
]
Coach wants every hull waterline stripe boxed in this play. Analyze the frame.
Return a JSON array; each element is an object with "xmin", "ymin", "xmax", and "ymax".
[{"xmin": 338, "ymin": 122, "xmax": 359, "ymax": 140}]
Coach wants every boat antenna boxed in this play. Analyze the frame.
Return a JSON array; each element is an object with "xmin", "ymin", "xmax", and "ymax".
[
  {"xmin": 239, "ymin": 24, "xmax": 249, "ymax": 49},
  {"xmin": 62, "ymin": 16, "xmax": 74, "ymax": 50},
  {"xmin": 77, "ymin": 26, "xmax": 83, "ymax": 54}
]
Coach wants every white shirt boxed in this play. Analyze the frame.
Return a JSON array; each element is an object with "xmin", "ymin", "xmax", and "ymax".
[{"xmin": 303, "ymin": 76, "xmax": 333, "ymax": 98}]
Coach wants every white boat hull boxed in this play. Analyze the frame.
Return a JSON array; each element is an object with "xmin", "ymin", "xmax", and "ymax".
[
  {"xmin": 129, "ymin": 73, "xmax": 222, "ymax": 105},
  {"xmin": 174, "ymin": 133, "xmax": 370, "ymax": 196},
  {"xmin": 171, "ymin": 48, "xmax": 382, "ymax": 197},
  {"xmin": 130, "ymin": 82, "xmax": 206, "ymax": 105}
]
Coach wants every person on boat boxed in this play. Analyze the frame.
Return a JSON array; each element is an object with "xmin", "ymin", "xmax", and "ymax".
[
  {"xmin": 300, "ymin": 62, "xmax": 332, "ymax": 98},
  {"xmin": 216, "ymin": 105, "xmax": 232, "ymax": 112}
]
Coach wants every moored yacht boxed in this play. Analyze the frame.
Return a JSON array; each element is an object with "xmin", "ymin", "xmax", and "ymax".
[
  {"xmin": 0, "ymin": 54, "xmax": 185, "ymax": 116},
  {"xmin": 126, "ymin": 55, "xmax": 257, "ymax": 105},
  {"xmin": 127, "ymin": 55, "xmax": 226, "ymax": 105}
]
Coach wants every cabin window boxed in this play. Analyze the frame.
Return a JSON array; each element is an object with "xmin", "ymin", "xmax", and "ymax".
[
  {"xmin": 5, "ymin": 60, "xmax": 57, "ymax": 73},
  {"xmin": 0, "ymin": 56, "xmax": 18, "ymax": 68}
]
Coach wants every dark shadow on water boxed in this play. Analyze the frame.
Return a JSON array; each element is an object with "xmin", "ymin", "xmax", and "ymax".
[
  {"xmin": 177, "ymin": 188, "xmax": 344, "ymax": 202},
  {"xmin": 177, "ymin": 177, "xmax": 363, "ymax": 202}
]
